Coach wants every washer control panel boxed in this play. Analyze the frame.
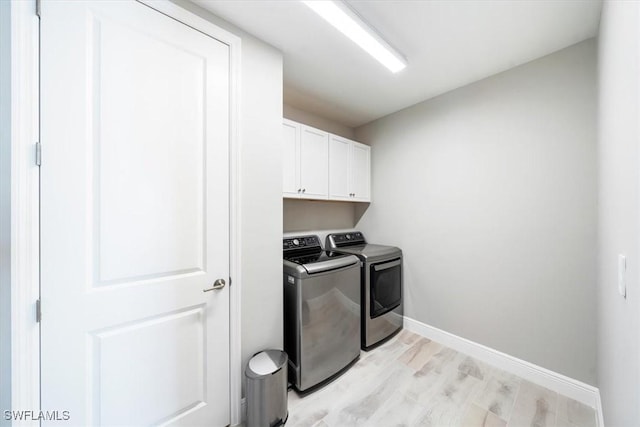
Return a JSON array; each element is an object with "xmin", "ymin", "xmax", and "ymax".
[{"xmin": 283, "ymin": 235, "xmax": 321, "ymax": 251}]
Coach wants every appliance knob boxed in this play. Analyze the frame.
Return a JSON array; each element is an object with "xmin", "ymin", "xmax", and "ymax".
[
  {"xmin": 293, "ymin": 239, "xmax": 299, "ymax": 246},
  {"xmin": 346, "ymin": 234, "xmax": 351, "ymax": 240}
]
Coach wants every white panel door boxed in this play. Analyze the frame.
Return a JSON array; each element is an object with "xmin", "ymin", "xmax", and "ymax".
[
  {"xmin": 328, "ymin": 135, "xmax": 351, "ymax": 200},
  {"xmin": 299, "ymin": 125, "xmax": 329, "ymax": 199},
  {"xmin": 351, "ymin": 142, "xmax": 371, "ymax": 202},
  {"xmin": 40, "ymin": 1, "xmax": 230, "ymax": 426},
  {"xmin": 282, "ymin": 120, "xmax": 300, "ymax": 197}
]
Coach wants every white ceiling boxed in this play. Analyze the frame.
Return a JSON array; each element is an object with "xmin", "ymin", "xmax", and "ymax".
[{"xmin": 194, "ymin": 0, "xmax": 602, "ymax": 128}]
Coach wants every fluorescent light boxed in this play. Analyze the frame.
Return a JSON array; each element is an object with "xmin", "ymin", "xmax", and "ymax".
[{"xmin": 302, "ymin": 0, "xmax": 407, "ymax": 73}]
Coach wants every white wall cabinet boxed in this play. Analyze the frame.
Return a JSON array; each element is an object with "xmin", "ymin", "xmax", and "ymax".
[
  {"xmin": 282, "ymin": 119, "xmax": 329, "ymax": 199},
  {"xmin": 329, "ymin": 135, "xmax": 371, "ymax": 202},
  {"xmin": 283, "ymin": 119, "xmax": 370, "ymax": 202}
]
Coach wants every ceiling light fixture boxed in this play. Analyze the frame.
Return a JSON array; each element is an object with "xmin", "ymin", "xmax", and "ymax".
[{"xmin": 302, "ymin": 0, "xmax": 407, "ymax": 73}]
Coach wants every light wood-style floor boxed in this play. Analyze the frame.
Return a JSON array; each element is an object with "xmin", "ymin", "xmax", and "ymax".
[{"xmin": 287, "ymin": 330, "xmax": 597, "ymax": 427}]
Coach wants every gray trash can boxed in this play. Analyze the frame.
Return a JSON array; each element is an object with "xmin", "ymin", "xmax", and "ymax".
[{"xmin": 245, "ymin": 349, "xmax": 288, "ymax": 427}]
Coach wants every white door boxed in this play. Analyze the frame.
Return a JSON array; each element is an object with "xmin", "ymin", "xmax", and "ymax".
[
  {"xmin": 351, "ymin": 142, "xmax": 371, "ymax": 201},
  {"xmin": 328, "ymin": 135, "xmax": 351, "ymax": 200},
  {"xmin": 282, "ymin": 120, "xmax": 300, "ymax": 197},
  {"xmin": 40, "ymin": 1, "xmax": 230, "ymax": 426},
  {"xmin": 299, "ymin": 125, "xmax": 329, "ymax": 199}
]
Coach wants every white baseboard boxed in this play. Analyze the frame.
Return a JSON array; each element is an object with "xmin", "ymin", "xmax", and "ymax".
[
  {"xmin": 230, "ymin": 397, "xmax": 247, "ymax": 427},
  {"xmin": 595, "ymin": 390, "xmax": 605, "ymax": 427},
  {"xmin": 403, "ymin": 316, "xmax": 602, "ymax": 412},
  {"xmin": 240, "ymin": 397, "xmax": 247, "ymax": 425},
  {"xmin": 230, "ymin": 397, "xmax": 246, "ymax": 426}
]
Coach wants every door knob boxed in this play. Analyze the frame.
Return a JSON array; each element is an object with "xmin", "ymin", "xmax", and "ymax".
[{"xmin": 203, "ymin": 278, "xmax": 226, "ymax": 292}]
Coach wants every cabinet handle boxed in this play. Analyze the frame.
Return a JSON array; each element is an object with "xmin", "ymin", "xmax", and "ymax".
[
  {"xmin": 297, "ymin": 188, "xmax": 301, "ymax": 193},
  {"xmin": 302, "ymin": 188, "xmax": 306, "ymax": 193}
]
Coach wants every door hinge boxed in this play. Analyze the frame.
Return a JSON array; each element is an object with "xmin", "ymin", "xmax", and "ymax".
[
  {"xmin": 35, "ymin": 0, "xmax": 41, "ymax": 18},
  {"xmin": 35, "ymin": 142, "xmax": 41, "ymax": 166},
  {"xmin": 36, "ymin": 299, "xmax": 41, "ymax": 323},
  {"xmin": 229, "ymin": 277, "xmax": 232, "ymax": 287}
]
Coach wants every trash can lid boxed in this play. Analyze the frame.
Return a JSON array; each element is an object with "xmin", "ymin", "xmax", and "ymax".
[{"xmin": 247, "ymin": 350, "xmax": 287, "ymax": 377}]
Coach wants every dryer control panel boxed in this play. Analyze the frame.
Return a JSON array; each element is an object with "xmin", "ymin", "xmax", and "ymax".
[{"xmin": 327, "ymin": 232, "xmax": 366, "ymax": 248}]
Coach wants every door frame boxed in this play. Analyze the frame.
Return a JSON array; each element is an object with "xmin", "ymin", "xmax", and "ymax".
[
  {"xmin": 4, "ymin": 1, "xmax": 244, "ymax": 425},
  {"xmin": 2, "ymin": 1, "xmax": 40, "ymax": 424}
]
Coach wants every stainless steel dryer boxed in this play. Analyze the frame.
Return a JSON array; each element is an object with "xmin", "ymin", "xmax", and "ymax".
[
  {"xmin": 283, "ymin": 235, "xmax": 361, "ymax": 392},
  {"xmin": 326, "ymin": 232, "xmax": 403, "ymax": 350}
]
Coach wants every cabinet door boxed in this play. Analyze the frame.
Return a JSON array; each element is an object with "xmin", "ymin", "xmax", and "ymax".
[
  {"xmin": 282, "ymin": 120, "xmax": 300, "ymax": 198},
  {"xmin": 329, "ymin": 135, "xmax": 351, "ymax": 200},
  {"xmin": 299, "ymin": 125, "xmax": 329, "ymax": 199},
  {"xmin": 351, "ymin": 142, "xmax": 371, "ymax": 202}
]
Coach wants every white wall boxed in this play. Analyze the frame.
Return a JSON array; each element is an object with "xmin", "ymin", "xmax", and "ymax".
[
  {"xmin": 355, "ymin": 40, "xmax": 597, "ymax": 384},
  {"xmin": 597, "ymin": 1, "xmax": 640, "ymax": 424},
  {"xmin": 171, "ymin": 0, "xmax": 284, "ymax": 389},
  {"xmin": 282, "ymin": 105, "xmax": 360, "ymax": 233},
  {"xmin": 238, "ymin": 35, "xmax": 283, "ymax": 375},
  {"xmin": 0, "ymin": 1, "xmax": 12, "ymax": 421}
]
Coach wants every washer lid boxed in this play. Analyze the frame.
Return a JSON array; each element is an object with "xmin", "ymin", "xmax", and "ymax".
[
  {"xmin": 283, "ymin": 252, "xmax": 359, "ymax": 276},
  {"xmin": 302, "ymin": 253, "xmax": 359, "ymax": 274}
]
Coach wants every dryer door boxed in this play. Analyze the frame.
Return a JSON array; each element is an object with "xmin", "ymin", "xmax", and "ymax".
[{"xmin": 370, "ymin": 258, "xmax": 402, "ymax": 318}]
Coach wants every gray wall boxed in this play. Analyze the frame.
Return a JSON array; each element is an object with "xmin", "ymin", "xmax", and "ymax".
[
  {"xmin": 284, "ymin": 103, "xmax": 355, "ymax": 139},
  {"xmin": 172, "ymin": 0, "xmax": 284, "ymax": 389},
  {"xmin": 283, "ymin": 105, "xmax": 359, "ymax": 232},
  {"xmin": 597, "ymin": 1, "xmax": 640, "ymax": 424},
  {"xmin": 284, "ymin": 199, "xmax": 356, "ymax": 232},
  {"xmin": 0, "ymin": 0, "xmax": 12, "ymax": 421},
  {"xmin": 355, "ymin": 40, "xmax": 598, "ymax": 384}
]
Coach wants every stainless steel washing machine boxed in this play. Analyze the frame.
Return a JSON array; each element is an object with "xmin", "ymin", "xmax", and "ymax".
[
  {"xmin": 283, "ymin": 235, "xmax": 361, "ymax": 392},
  {"xmin": 326, "ymin": 232, "xmax": 403, "ymax": 350}
]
